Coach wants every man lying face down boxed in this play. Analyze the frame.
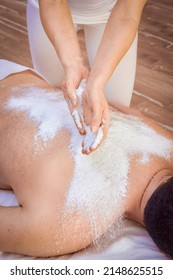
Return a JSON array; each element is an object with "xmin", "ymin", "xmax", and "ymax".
[{"xmin": 0, "ymin": 61, "xmax": 173, "ymax": 258}]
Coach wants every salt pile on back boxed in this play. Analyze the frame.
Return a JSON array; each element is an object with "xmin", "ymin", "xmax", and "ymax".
[{"xmin": 5, "ymin": 85, "xmax": 173, "ymax": 242}]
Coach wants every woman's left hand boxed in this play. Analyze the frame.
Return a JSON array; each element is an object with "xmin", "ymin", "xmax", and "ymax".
[{"xmin": 82, "ymin": 81, "xmax": 110, "ymax": 154}]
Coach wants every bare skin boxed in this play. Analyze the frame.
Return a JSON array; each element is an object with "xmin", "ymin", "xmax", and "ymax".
[
  {"xmin": 0, "ymin": 71, "xmax": 172, "ymax": 257},
  {"xmin": 39, "ymin": 0, "xmax": 147, "ymax": 138}
]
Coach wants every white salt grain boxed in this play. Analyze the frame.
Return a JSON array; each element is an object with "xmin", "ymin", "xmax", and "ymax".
[
  {"xmin": 66, "ymin": 111, "xmax": 173, "ymax": 240},
  {"xmin": 83, "ymin": 125, "xmax": 104, "ymax": 152},
  {"xmin": 5, "ymin": 87, "xmax": 74, "ymax": 144},
  {"xmin": 72, "ymin": 109, "xmax": 83, "ymax": 130},
  {"xmin": 91, "ymin": 126, "xmax": 104, "ymax": 150},
  {"xmin": 4, "ymin": 84, "xmax": 173, "ymax": 242},
  {"xmin": 74, "ymin": 80, "xmax": 104, "ymax": 152}
]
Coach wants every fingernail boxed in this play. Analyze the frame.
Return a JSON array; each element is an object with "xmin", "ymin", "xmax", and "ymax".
[
  {"xmin": 79, "ymin": 129, "xmax": 86, "ymax": 136},
  {"xmin": 91, "ymin": 125, "xmax": 98, "ymax": 133}
]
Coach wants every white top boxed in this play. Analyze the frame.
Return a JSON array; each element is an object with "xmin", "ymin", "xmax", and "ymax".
[
  {"xmin": 0, "ymin": 59, "xmax": 49, "ymax": 83},
  {"xmin": 29, "ymin": 0, "xmax": 116, "ymax": 24}
]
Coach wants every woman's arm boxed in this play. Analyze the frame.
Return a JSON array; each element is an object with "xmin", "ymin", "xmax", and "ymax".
[
  {"xmin": 83, "ymin": 0, "xmax": 147, "ymax": 138},
  {"xmin": 39, "ymin": 0, "xmax": 81, "ymax": 69},
  {"xmin": 88, "ymin": 0, "xmax": 147, "ymax": 88},
  {"xmin": 39, "ymin": 0, "xmax": 88, "ymax": 108}
]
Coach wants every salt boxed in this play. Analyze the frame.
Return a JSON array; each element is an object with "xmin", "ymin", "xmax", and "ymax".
[
  {"xmin": 5, "ymin": 87, "xmax": 74, "ymax": 144},
  {"xmin": 4, "ymin": 85, "xmax": 173, "ymax": 242},
  {"xmin": 91, "ymin": 126, "xmax": 104, "ymax": 150},
  {"xmin": 83, "ymin": 125, "xmax": 104, "ymax": 152},
  {"xmin": 74, "ymin": 80, "xmax": 104, "ymax": 152},
  {"xmin": 65, "ymin": 111, "xmax": 173, "ymax": 240},
  {"xmin": 72, "ymin": 109, "xmax": 83, "ymax": 130}
]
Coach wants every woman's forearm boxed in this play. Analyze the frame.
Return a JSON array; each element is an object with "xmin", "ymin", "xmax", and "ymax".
[
  {"xmin": 88, "ymin": 0, "xmax": 147, "ymax": 88},
  {"xmin": 39, "ymin": 0, "xmax": 82, "ymax": 69}
]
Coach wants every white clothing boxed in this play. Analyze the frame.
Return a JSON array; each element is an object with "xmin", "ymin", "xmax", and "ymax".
[
  {"xmin": 0, "ymin": 59, "xmax": 49, "ymax": 83},
  {"xmin": 27, "ymin": 0, "xmax": 137, "ymax": 106},
  {"xmin": 29, "ymin": 0, "xmax": 116, "ymax": 24}
]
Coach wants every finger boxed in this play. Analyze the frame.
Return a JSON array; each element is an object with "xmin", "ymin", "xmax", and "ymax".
[
  {"xmin": 67, "ymin": 87, "xmax": 78, "ymax": 107},
  {"xmin": 81, "ymin": 124, "xmax": 104, "ymax": 155},
  {"xmin": 84, "ymin": 109, "xmax": 92, "ymax": 125},
  {"xmin": 82, "ymin": 128, "xmax": 103, "ymax": 155},
  {"xmin": 90, "ymin": 126, "xmax": 104, "ymax": 153},
  {"xmin": 62, "ymin": 86, "xmax": 73, "ymax": 108},
  {"xmin": 66, "ymin": 96, "xmax": 74, "ymax": 114},
  {"xmin": 82, "ymin": 148, "xmax": 90, "ymax": 156},
  {"xmin": 83, "ymin": 109, "xmax": 110, "ymax": 155},
  {"xmin": 101, "ymin": 108, "xmax": 110, "ymax": 139},
  {"xmin": 64, "ymin": 92, "xmax": 85, "ymax": 134},
  {"xmin": 82, "ymin": 92, "xmax": 92, "ymax": 125},
  {"xmin": 82, "ymin": 68, "xmax": 89, "ymax": 80},
  {"xmin": 90, "ymin": 104, "xmax": 102, "ymax": 133},
  {"xmin": 71, "ymin": 108, "xmax": 85, "ymax": 135},
  {"xmin": 81, "ymin": 126, "xmax": 95, "ymax": 155}
]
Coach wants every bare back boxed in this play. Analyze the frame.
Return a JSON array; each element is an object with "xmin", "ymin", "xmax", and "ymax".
[
  {"xmin": 0, "ymin": 71, "xmax": 97, "ymax": 255},
  {"xmin": 0, "ymin": 70, "xmax": 173, "ymax": 256}
]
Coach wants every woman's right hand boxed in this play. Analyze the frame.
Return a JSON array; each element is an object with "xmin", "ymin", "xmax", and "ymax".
[{"xmin": 61, "ymin": 58, "xmax": 89, "ymax": 134}]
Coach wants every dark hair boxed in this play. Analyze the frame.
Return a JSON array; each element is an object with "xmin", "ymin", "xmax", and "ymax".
[{"xmin": 144, "ymin": 177, "xmax": 173, "ymax": 258}]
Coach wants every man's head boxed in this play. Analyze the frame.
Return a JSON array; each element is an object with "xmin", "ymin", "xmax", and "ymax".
[{"xmin": 144, "ymin": 177, "xmax": 173, "ymax": 258}]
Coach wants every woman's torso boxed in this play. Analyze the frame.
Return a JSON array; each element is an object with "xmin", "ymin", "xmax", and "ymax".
[{"xmin": 29, "ymin": 0, "xmax": 116, "ymax": 24}]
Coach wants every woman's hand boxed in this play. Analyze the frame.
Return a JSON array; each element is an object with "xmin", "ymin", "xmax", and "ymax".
[
  {"xmin": 62, "ymin": 69, "xmax": 110, "ymax": 155},
  {"xmin": 61, "ymin": 59, "xmax": 89, "ymax": 134},
  {"xmin": 81, "ymin": 81, "xmax": 110, "ymax": 154}
]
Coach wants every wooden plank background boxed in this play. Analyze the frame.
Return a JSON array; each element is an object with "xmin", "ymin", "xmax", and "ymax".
[{"xmin": 0, "ymin": 0, "xmax": 172, "ymax": 128}]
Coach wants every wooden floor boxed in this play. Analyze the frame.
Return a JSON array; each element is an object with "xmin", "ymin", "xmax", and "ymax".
[{"xmin": 0, "ymin": 0, "xmax": 173, "ymax": 128}]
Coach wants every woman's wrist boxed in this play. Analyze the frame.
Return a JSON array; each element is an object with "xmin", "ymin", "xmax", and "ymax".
[
  {"xmin": 86, "ymin": 72, "xmax": 106, "ymax": 93},
  {"xmin": 62, "ymin": 55, "xmax": 84, "ymax": 71}
]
